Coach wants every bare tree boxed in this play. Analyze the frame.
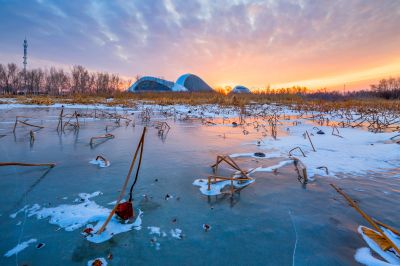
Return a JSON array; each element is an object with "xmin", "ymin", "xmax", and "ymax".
[
  {"xmin": 0, "ymin": 62, "xmax": 127, "ymax": 95},
  {"xmin": 95, "ymin": 72, "xmax": 109, "ymax": 94},
  {"xmin": 5, "ymin": 63, "xmax": 20, "ymax": 94},
  {"xmin": 0, "ymin": 64, "xmax": 6, "ymax": 94},
  {"xmin": 370, "ymin": 77, "xmax": 400, "ymax": 99},
  {"xmin": 71, "ymin": 65, "xmax": 91, "ymax": 94}
]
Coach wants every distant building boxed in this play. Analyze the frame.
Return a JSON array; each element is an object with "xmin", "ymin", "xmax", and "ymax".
[
  {"xmin": 230, "ymin": 85, "xmax": 251, "ymax": 94},
  {"xmin": 128, "ymin": 76, "xmax": 177, "ymax": 92},
  {"xmin": 128, "ymin": 73, "xmax": 213, "ymax": 92},
  {"xmin": 175, "ymin": 74, "xmax": 213, "ymax": 92}
]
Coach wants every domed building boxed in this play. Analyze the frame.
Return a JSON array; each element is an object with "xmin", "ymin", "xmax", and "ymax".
[
  {"xmin": 229, "ymin": 85, "xmax": 251, "ymax": 94},
  {"xmin": 175, "ymin": 74, "xmax": 213, "ymax": 92},
  {"xmin": 128, "ymin": 76, "xmax": 187, "ymax": 92},
  {"xmin": 127, "ymin": 74, "xmax": 213, "ymax": 92}
]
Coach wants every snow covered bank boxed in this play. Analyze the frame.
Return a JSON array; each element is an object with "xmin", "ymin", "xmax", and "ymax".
[{"xmin": 257, "ymin": 123, "xmax": 399, "ymax": 179}]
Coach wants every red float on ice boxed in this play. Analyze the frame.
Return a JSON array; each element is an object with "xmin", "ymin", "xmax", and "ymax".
[{"xmin": 115, "ymin": 201, "xmax": 134, "ymax": 220}]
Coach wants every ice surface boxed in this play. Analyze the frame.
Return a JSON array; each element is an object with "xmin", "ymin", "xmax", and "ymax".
[
  {"xmin": 2, "ymin": 103, "xmax": 399, "ymax": 265},
  {"xmin": 4, "ymin": 239, "xmax": 37, "ymax": 257},
  {"xmin": 10, "ymin": 205, "xmax": 29, "ymax": 218},
  {"xmin": 230, "ymin": 152, "xmax": 281, "ymax": 159}
]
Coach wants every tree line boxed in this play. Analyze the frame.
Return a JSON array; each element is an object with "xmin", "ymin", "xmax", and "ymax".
[
  {"xmin": 1, "ymin": 61, "xmax": 399, "ymax": 99},
  {"xmin": 215, "ymin": 78, "xmax": 400, "ymax": 100},
  {"xmin": 305, "ymin": 77, "xmax": 400, "ymax": 100},
  {"xmin": 0, "ymin": 63, "xmax": 130, "ymax": 95}
]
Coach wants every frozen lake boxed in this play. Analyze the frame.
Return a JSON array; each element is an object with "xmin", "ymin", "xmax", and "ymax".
[{"xmin": 0, "ymin": 105, "xmax": 399, "ymax": 265}]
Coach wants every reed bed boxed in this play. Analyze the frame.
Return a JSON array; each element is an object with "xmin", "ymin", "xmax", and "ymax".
[{"xmin": 4, "ymin": 93, "xmax": 399, "ymax": 112}]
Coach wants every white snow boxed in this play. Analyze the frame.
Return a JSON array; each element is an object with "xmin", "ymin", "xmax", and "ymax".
[
  {"xmin": 148, "ymin": 226, "xmax": 161, "ymax": 236},
  {"xmin": 193, "ymin": 178, "xmax": 255, "ymax": 196},
  {"xmin": 193, "ymin": 159, "xmax": 291, "ymax": 196},
  {"xmin": 89, "ymin": 158, "xmax": 110, "ymax": 168},
  {"xmin": 258, "ymin": 124, "xmax": 399, "ymax": 179},
  {"xmin": 170, "ymin": 228, "xmax": 183, "ymax": 239},
  {"xmin": 355, "ymin": 247, "xmax": 394, "ymax": 266},
  {"xmin": 194, "ymin": 121, "xmax": 399, "ymax": 196},
  {"xmin": 4, "ymin": 239, "xmax": 37, "ymax": 257},
  {"xmin": 356, "ymin": 226, "xmax": 400, "ymax": 265},
  {"xmin": 85, "ymin": 210, "xmax": 142, "ymax": 244},
  {"xmin": 13, "ymin": 192, "xmax": 142, "ymax": 244},
  {"xmin": 250, "ymin": 160, "xmax": 293, "ymax": 173}
]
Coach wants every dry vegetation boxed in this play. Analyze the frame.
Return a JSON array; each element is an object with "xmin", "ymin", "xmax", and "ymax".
[{"xmin": 1, "ymin": 92, "xmax": 399, "ymax": 114}]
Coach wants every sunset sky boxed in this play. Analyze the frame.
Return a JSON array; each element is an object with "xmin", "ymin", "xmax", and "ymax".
[{"xmin": 0, "ymin": 0, "xmax": 400, "ymax": 91}]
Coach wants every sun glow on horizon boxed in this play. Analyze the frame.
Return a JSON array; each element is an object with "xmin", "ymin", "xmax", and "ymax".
[
  {"xmin": 209, "ymin": 59, "xmax": 400, "ymax": 93},
  {"xmin": 268, "ymin": 59, "xmax": 400, "ymax": 91}
]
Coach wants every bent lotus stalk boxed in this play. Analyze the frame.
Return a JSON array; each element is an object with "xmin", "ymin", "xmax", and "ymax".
[
  {"xmin": 208, "ymin": 155, "xmax": 253, "ymax": 195},
  {"xmin": 13, "ymin": 116, "xmax": 44, "ymax": 133},
  {"xmin": 330, "ymin": 184, "xmax": 400, "ymax": 256},
  {"xmin": 90, "ymin": 133, "xmax": 115, "ymax": 146},
  {"xmin": 97, "ymin": 127, "xmax": 147, "ymax": 235},
  {"xmin": 0, "ymin": 162, "xmax": 55, "ymax": 168}
]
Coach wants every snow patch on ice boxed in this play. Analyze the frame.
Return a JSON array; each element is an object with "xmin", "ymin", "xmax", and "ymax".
[
  {"xmin": 18, "ymin": 191, "xmax": 142, "ymax": 243},
  {"xmin": 193, "ymin": 159, "xmax": 292, "ymax": 196},
  {"xmin": 260, "ymin": 124, "xmax": 399, "ymax": 179},
  {"xmin": 251, "ymin": 160, "xmax": 293, "ymax": 173},
  {"xmin": 355, "ymin": 247, "xmax": 394, "ymax": 266},
  {"xmin": 148, "ymin": 226, "xmax": 161, "ymax": 236},
  {"xmin": 85, "ymin": 210, "xmax": 142, "ymax": 243},
  {"xmin": 193, "ymin": 178, "xmax": 255, "ymax": 196},
  {"xmin": 89, "ymin": 158, "xmax": 110, "ymax": 168},
  {"xmin": 170, "ymin": 228, "xmax": 183, "ymax": 239},
  {"xmin": 73, "ymin": 191, "xmax": 103, "ymax": 203},
  {"xmin": 4, "ymin": 239, "xmax": 37, "ymax": 257}
]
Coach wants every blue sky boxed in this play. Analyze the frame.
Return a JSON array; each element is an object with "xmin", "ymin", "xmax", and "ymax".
[{"xmin": 1, "ymin": 0, "xmax": 400, "ymax": 90}]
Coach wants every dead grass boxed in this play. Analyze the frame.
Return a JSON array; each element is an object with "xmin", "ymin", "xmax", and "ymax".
[{"xmin": 2, "ymin": 92, "xmax": 399, "ymax": 113}]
